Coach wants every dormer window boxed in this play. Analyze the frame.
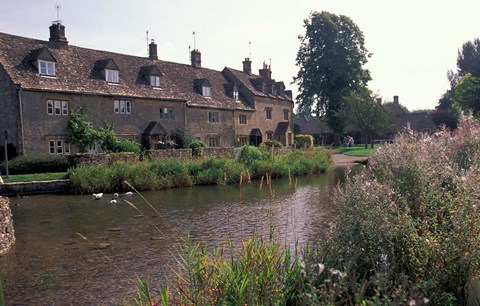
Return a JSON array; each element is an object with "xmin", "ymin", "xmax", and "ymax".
[
  {"xmin": 194, "ymin": 78, "xmax": 212, "ymax": 97},
  {"xmin": 29, "ymin": 47, "xmax": 57, "ymax": 77},
  {"xmin": 202, "ymin": 85, "xmax": 211, "ymax": 97},
  {"xmin": 233, "ymin": 89, "xmax": 239, "ymax": 100},
  {"xmin": 39, "ymin": 60, "xmax": 56, "ymax": 76},
  {"xmin": 106, "ymin": 69, "xmax": 119, "ymax": 83},
  {"xmin": 150, "ymin": 75, "xmax": 160, "ymax": 87}
]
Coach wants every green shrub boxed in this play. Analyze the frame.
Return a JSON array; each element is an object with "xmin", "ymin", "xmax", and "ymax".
[
  {"xmin": 294, "ymin": 134, "xmax": 314, "ymax": 149},
  {"xmin": 170, "ymin": 129, "xmax": 192, "ymax": 149},
  {"xmin": 238, "ymin": 145, "xmax": 269, "ymax": 166},
  {"xmin": 113, "ymin": 140, "xmax": 141, "ymax": 154},
  {"xmin": 190, "ymin": 141, "xmax": 206, "ymax": 158},
  {"xmin": 5, "ymin": 154, "xmax": 71, "ymax": 174},
  {"xmin": 261, "ymin": 139, "xmax": 282, "ymax": 148}
]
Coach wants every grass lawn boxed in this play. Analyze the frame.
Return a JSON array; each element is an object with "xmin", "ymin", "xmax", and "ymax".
[
  {"xmin": 335, "ymin": 145, "xmax": 378, "ymax": 157},
  {"xmin": 2, "ymin": 172, "xmax": 69, "ymax": 183}
]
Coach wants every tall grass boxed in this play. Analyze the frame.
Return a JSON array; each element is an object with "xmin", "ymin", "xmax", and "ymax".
[{"xmin": 68, "ymin": 147, "xmax": 331, "ymax": 193}]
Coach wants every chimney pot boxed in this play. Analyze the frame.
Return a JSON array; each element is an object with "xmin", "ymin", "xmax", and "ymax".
[
  {"xmin": 191, "ymin": 49, "xmax": 201, "ymax": 68},
  {"xmin": 393, "ymin": 95, "xmax": 399, "ymax": 104},
  {"xmin": 49, "ymin": 22, "xmax": 68, "ymax": 48},
  {"xmin": 242, "ymin": 58, "xmax": 252, "ymax": 74},
  {"xmin": 149, "ymin": 40, "xmax": 158, "ymax": 60},
  {"xmin": 259, "ymin": 62, "xmax": 271, "ymax": 80}
]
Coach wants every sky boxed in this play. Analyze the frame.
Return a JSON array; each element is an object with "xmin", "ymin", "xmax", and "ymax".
[{"xmin": 1, "ymin": 0, "xmax": 480, "ymax": 111}]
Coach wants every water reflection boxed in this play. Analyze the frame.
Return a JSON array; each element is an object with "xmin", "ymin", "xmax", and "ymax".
[{"xmin": 0, "ymin": 168, "xmax": 356, "ymax": 304}]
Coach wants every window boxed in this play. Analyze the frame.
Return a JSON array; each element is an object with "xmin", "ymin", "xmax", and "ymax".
[
  {"xmin": 208, "ymin": 136, "xmax": 220, "ymax": 147},
  {"xmin": 267, "ymin": 131, "xmax": 273, "ymax": 140},
  {"xmin": 202, "ymin": 85, "xmax": 211, "ymax": 97},
  {"xmin": 238, "ymin": 136, "xmax": 249, "ymax": 146},
  {"xmin": 233, "ymin": 89, "xmax": 239, "ymax": 100},
  {"xmin": 283, "ymin": 109, "xmax": 289, "ymax": 120},
  {"xmin": 265, "ymin": 108, "xmax": 272, "ymax": 120},
  {"xmin": 114, "ymin": 100, "xmax": 131, "ymax": 114},
  {"xmin": 160, "ymin": 107, "xmax": 174, "ymax": 119},
  {"xmin": 38, "ymin": 60, "xmax": 55, "ymax": 76},
  {"xmin": 47, "ymin": 100, "xmax": 69, "ymax": 115},
  {"xmin": 49, "ymin": 139, "xmax": 70, "ymax": 155},
  {"xmin": 239, "ymin": 114, "xmax": 247, "ymax": 125},
  {"xmin": 150, "ymin": 75, "xmax": 160, "ymax": 87},
  {"xmin": 106, "ymin": 69, "xmax": 119, "ymax": 83},
  {"xmin": 209, "ymin": 112, "xmax": 219, "ymax": 123}
]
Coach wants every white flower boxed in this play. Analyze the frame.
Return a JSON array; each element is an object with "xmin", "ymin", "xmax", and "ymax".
[{"xmin": 317, "ymin": 263, "xmax": 325, "ymax": 275}]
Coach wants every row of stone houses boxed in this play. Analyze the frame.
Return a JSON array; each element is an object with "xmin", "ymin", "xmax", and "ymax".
[{"xmin": 0, "ymin": 22, "xmax": 294, "ymax": 157}]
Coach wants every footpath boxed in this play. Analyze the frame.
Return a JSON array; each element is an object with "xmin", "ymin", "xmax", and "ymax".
[{"xmin": 331, "ymin": 152, "xmax": 367, "ymax": 167}]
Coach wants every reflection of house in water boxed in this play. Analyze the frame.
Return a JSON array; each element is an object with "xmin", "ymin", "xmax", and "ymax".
[{"xmin": 0, "ymin": 21, "xmax": 294, "ymax": 156}]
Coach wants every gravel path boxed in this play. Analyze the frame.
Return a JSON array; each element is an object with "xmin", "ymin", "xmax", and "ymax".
[{"xmin": 331, "ymin": 152, "xmax": 367, "ymax": 167}]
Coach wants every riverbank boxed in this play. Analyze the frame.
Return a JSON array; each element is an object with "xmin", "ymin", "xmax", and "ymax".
[{"xmin": 331, "ymin": 152, "xmax": 367, "ymax": 167}]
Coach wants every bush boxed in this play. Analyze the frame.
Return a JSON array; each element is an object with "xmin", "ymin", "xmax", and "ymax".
[
  {"xmin": 261, "ymin": 139, "xmax": 282, "ymax": 148},
  {"xmin": 294, "ymin": 134, "xmax": 314, "ymax": 149},
  {"xmin": 113, "ymin": 140, "xmax": 141, "ymax": 154},
  {"xmin": 5, "ymin": 154, "xmax": 71, "ymax": 174},
  {"xmin": 170, "ymin": 129, "xmax": 192, "ymax": 149},
  {"xmin": 300, "ymin": 115, "xmax": 480, "ymax": 304},
  {"xmin": 190, "ymin": 141, "xmax": 206, "ymax": 158}
]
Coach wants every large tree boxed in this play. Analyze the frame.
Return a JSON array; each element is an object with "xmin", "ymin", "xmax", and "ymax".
[
  {"xmin": 342, "ymin": 88, "xmax": 391, "ymax": 148},
  {"xmin": 294, "ymin": 11, "xmax": 371, "ymax": 143},
  {"xmin": 457, "ymin": 38, "xmax": 480, "ymax": 78}
]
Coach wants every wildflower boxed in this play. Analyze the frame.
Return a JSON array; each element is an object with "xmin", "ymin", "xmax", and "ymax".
[{"xmin": 317, "ymin": 263, "xmax": 325, "ymax": 275}]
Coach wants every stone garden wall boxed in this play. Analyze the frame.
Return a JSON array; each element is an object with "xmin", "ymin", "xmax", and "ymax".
[{"xmin": 0, "ymin": 197, "xmax": 15, "ymax": 256}]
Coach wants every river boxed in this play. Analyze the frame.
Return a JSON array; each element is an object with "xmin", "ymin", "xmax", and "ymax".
[{"xmin": 0, "ymin": 167, "xmax": 353, "ymax": 305}]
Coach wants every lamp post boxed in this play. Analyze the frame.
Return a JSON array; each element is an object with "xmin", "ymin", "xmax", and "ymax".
[{"xmin": 4, "ymin": 130, "xmax": 9, "ymax": 178}]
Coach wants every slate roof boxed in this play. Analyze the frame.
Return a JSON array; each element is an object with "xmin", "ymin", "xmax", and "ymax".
[
  {"xmin": 0, "ymin": 31, "xmax": 269, "ymax": 111},
  {"xmin": 395, "ymin": 112, "xmax": 437, "ymax": 132},
  {"xmin": 293, "ymin": 115, "xmax": 326, "ymax": 134}
]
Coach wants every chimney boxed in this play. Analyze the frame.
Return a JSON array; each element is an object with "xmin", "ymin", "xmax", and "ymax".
[
  {"xmin": 242, "ymin": 58, "xmax": 252, "ymax": 74},
  {"xmin": 376, "ymin": 98, "xmax": 382, "ymax": 105},
  {"xmin": 393, "ymin": 95, "xmax": 399, "ymax": 104},
  {"xmin": 259, "ymin": 62, "xmax": 271, "ymax": 80},
  {"xmin": 191, "ymin": 49, "xmax": 201, "ymax": 68},
  {"xmin": 49, "ymin": 21, "xmax": 68, "ymax": 48},
  {"xmin": 149, "ymin": 40, "xmax": 158, "ymax": 60}
]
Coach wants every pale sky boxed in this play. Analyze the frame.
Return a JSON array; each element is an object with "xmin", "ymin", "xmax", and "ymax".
[{"xmin": 1, "ymin": 0, "xmax": 479, "ymax": 111}]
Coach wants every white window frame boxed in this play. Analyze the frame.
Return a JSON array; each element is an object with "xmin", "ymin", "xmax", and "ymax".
[
  {"xmin": 62, "ymin": 101, "xmax": 69, "ymax": 115},
  {"xmin": 49, "ymin": 139, "xmax": 71, "ymax": 155},
  {"xmin": 202, "ymin": 85, "xmax": 211, "ymax": 97},
  {"xmin": 208, "ymin": 136, "xmax": 219, "ymax": 147},
  {"xmin": 265, "ymin": 108, "xmax": 272, "ymax": 120},
  {"xmin": 38, "ymin": 60, "xmax": 55, "ymax": 76},
  {"xmin": 47, "ymin": 100, "xmax": 54, "ymax": 115},
  {"xmin": 150, "ymin": 75, "xmax": 160, "ymax": 87},
  {"xmin": 54, "ymin": 100, "xmax": 61, "ymax": 115},
  {"xmin": 160, "ymin": 107, "xmax": 174, "ymax": 119},
  {"xmin": 106, "ymin": 69, "xmax": 119, "ymax": 83},
  {"xmin": 233, "ymin": 89, "xmax": 239, "ymax": 100},
  {"xmin": 114, "ymin": 100, "xmax": 119, "ymax": 113},
  {"xmin": 114, "ymin": 100, "xmax": 131, "ymax": 115}
]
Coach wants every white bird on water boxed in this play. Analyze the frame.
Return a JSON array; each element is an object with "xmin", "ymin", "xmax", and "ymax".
[
  {"xmin": 125, "ymin": 191, "xmax": 133, "ymax": 196},
  {"xmin": 110, "ymin": 198, "xmax": 117, "ymax": 204},
  {"xmin": 92, "ymin": 193, "xmax": 103, "ymax": 200}
]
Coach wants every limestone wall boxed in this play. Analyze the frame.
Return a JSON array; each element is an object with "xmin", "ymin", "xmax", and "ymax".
[{"xmin": 0, "ymin": 197, "xmax": 15, "ymax": 256}]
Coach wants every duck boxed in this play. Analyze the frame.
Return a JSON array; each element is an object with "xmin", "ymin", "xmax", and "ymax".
[
  {"xmin": 93, "ymin": 193, "xmax": 103, "ymax": 200},
  {"xmin": 110, "ymin": 198, "xmax": 117, "ymax": 204},
  {"xmin": 113, "ymin": 193, "xmax": 119, "ymax": 197},
  {"xmin": 125, "ymin": 191, "xmax": 133, "ymax": 196}
]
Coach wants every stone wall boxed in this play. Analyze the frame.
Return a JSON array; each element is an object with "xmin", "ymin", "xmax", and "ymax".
[
  {"xmin": 145, "ymin": 149, "xmax": 193, "ymax": 162},
  {"xmin": 0, "ymin": 197, "xmax": 15, "ymax": 256},
  {"xmin": 70, "ymin": 152, "xmax": 139, "ymax": 167}
]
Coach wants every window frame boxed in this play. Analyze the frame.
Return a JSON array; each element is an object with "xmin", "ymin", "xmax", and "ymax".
[
  {"xmin": 233, "ymin": 89, "xmax": 239, "ymax": 100},
  {"xmin": 283, "ymin": 109, "xmax": 289, "ymax": 120},
  {"xmin": 150, "ymin": 75, "xmax": 161, "ymax": 87},
  {"xmin": 49, "ymin": 139, "xmax": 71, "ymax": 155},
  {"xmin": 105, "ymin": 69, "xmax": 119, "ymax": 83},
  {"xmin": 265, "ymin": 108, "xmax": 272, "ymax": 120},
  {"xmin": 38, "ymin": 60, "xmax": 56, "ymax": 76},
  {"xmin": 114, "ymin": 100, "xmax": 131, "ymax": 115},
  {"xmin": 209, "ymin": 111, "xmax": 219, "ymax": 123},
  {"xmin": 208, "ymin": 136, "xmax": 220, "ymax": 147},
  {"xmin": 202, "ymin": 85, "xmax": 211, "ymax": 97},
  {"xmin": 239, "ymin": 114, "xmax": 247, "ymax": 125}
]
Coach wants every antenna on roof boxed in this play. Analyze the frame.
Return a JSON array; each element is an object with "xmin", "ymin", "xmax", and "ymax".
[
  {"xmin": 188, "ymin": 45, "xmax": 191, "ymax": 60},
  {"xmin": 192, "ymin": 31, "xmax": 196, "ymax": 50},
  {"xmin": 53, "ymin": 4, "xmax": 62, "ymax": 24},
  {"xmin": 146, "ymin": 30, "xmax": 149, "ymax": 56},
  {"xmin": 249, "ymin": 41, "xmax": 251, "ymax": 59}
]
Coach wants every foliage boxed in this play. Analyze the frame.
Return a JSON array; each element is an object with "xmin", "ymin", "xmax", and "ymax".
[
  {"xmin": 457, "ymin": 38, "xmax": 480, "ymax": 78},
  {"xmin": 4, "ymin": 154, "xmax": 71, "ymax": 174},
  {"xmin": 341, "ymin": 88, "xmax": 391, "ymax": 147},
  {"xmin": 336, "ymin": 144, "xmax": 376, "ymax": 157},
  {"xmin": 260, "ymin": 139, "xmax": 282, "ymax": 148},
  {"xmin": 112, "ymin": 140, "xmax": 141, "ymax": 154},
  {"xmin": 307, "ymin": 115, "xmax": 480, "ymax": 304},
  {"xmin": 68, "ymin": 148, "xmax": 331, "ymax": 193},
  {"xmin": 189, "ymin": 140, "xmax": 206, "ymax": 149},
  {"xmin": 294, "ymin": 134, "xmax": 314, "ymax": 149},
  {"xmin": 294, "ymin": 11, "xmax": 371, "ymax": 143},
  {"xmin": 170, "ymin": 129, "xmax": 192, "ymax": 149},
  {"xmin": 96, "ymin": 122, "xmax": 118, "ymax": 152},
  {"xmin": 454, "ymin": 72, "xmax": 480, "ymax": 116},
  {"xmin": 67, "ymin": 107, "xmax": 99, "ymax": 152}
]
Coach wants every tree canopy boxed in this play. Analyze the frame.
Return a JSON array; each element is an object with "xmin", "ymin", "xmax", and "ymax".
[{"xmin": 294, "ymin": 11, "xmax": 371, "ymax": 142}]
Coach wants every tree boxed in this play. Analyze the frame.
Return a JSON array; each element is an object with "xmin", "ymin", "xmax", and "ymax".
[
  {"xmin": 294, "ymin": 11, "xmax": 371, "ymax": 144},
  {"xmin": 457, "ymin": 38, "xmax": 480, "ymax": 78},
  {"xmin": 342, "ymin": 88, "xmax": 390, "ymax": 148},
  {"xmin": 67, "ymin": 107, "xmax": 99, "ymax": 152},
  {"xmin": 454, "ymin": 72, "xmax": 480, "ymax": 115}
]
